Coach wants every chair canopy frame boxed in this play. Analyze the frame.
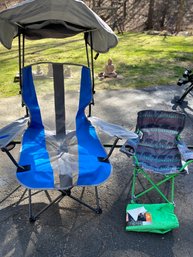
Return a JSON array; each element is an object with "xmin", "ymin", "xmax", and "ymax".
[
  {"xmin": 0, "ymin": 0, "xmax": 118, "ymax": 116},
  {"xmin": 17, "ymin": 30, "xmax": 96, "ymax": 116}
]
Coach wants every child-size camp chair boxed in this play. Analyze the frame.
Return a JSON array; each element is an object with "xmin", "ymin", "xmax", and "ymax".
[
  {"xmin": 120, "ymin": 110, "xmax": 193, "ymax": 233},
  {"xmin": 0, "ymin": 62, "xmax": 136, "ymax": 222}
]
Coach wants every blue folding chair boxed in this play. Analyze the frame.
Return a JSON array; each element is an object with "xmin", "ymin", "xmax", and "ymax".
[{"xmin": 0, "ymin": 63, "xmax": 120, "ymax": 221}]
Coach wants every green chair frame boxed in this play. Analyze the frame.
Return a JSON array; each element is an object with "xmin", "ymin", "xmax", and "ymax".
[
  {"xmin": 121, "ymin": 110, "xmax": 193, "ymax": 206},
  {"xmin": 131, "ymin": 158, "xmax": 193, "ymax": 204}
]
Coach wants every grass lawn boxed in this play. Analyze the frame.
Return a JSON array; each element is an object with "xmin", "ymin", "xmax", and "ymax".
[{"xmin": 1, "ymin": 32, "xmax": 193, "ymax": 97}]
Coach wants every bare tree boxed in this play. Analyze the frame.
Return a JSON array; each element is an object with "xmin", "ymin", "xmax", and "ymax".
[
  {"xmin": 2, "ymin": 0, "xmax": 191, "ymax": 33},
  {"xmin": 159, "ymin": 0, "xmax": 170, "ymax": 30},
  {"xmin": 175, "ymin": 0, "xmax": 185, "ymax": 32},
  {"xmin": 145, "ymin": 0, "xmax": 155, "ymax": 30}
]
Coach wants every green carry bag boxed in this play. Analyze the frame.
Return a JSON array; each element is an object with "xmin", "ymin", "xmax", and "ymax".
[{"xmin": 126, "ymin": 203, "xmax": 179, "ymax": 234}]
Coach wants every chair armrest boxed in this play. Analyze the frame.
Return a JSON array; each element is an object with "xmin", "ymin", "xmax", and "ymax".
[
  {"xmin": 120, "ymin": 137, "xmax": 140, "ymax": 157},
  {"xmin": 0, "ymin": 116, "xmax": 29, "ymax": 149},
  {"xmin": 177, "ymin": 139, "xmax": 193, "ymax": 161},
  {"xmin": 88, "ymin": 116, "xmax": 137, "ymax": 140},
  {"xmin": 98, "ymin": 136, "xmax": 121, "ymax": 162}
]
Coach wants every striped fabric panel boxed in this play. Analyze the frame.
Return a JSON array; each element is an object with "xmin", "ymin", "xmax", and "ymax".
[
  {"xmin": 137, "ymin": 110, "xmax": 185, "ymax": 132},
  {"xmin": 139, "ymin": 128, "xmax": 178, "ymax": 149},
  {"xmin": 134, "ymin": 110, "xmax": 185, "ymax": 174},
  {"xmin": 136, "ymin": 145, "xmax": 182, "ymax": 174}
]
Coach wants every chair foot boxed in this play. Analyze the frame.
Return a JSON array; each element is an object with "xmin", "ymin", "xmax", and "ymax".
[
  {"xmin": 95, "ymin": 208, "xmax": 102, "ymax": 214},
  {"xmin": 60, "ymin": 189, "xmax": 71, "ymax": 196},
  {"xmin": 29, "ymin": 216, "xmax": 36, "ymax": 223},
  {"xmin": 131, "ymin": 196, "xmax": 137, "ymax": 204}
]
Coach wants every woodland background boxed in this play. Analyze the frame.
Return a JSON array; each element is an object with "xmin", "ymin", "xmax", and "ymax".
[{"xmin": 1, "ymin": 0, "xmax": 193, "ymax": 34}]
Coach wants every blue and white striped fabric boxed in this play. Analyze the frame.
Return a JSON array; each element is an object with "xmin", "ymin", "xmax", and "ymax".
[{"xmin": 17, "ymin": 64, "xmax": 112, "ymax": 189}]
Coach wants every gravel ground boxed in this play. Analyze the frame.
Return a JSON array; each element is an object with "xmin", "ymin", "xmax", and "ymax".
[{"xmin": 1, "ymin": 85, "xmax": 193, "ymax": 257}]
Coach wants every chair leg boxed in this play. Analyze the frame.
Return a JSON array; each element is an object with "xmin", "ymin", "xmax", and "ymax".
[
  {"xmin": 0, "ymin": 185, "xmax": 21, "ymax": 204},
  {"xmin": 171, "ymin": 176, "xmax": 175, "ymax": 204},
  {"xmin": 68, "ymin": 186, "xmax": 102, "ymax": 214},
  {"xmin": 28, "ymin": 189, "xmax": 33, "ymax": 221},
  {"xmin": 15, "ymin": 188, "xmax": 28, "ymax": 206},
  {"xmin": 131, "ymin": 168, "xmax": 138, "ymax": 203},
  {"xmin": 138, "ymin": 171, "xmax": 171, "ymax": 203},
  {"xmin": 131, "ymin": 169, "xmax": 177, "ymax": 204},
  {"xmin": 44, "ymin": 190, "xmax": 52, "ymax": 203},
  {"xmin": 28, "ymin": 189, "xmax": 65, "ymax": 222},
  {"xmin": 80, "ymin": 187, "xmax": 85, "ymax": 200},
  {"xmin": 28, "ymin": 187, "xmax": 102, "ymax": 222},
  {"xmin": 1, "ymin": 186, "xmax": 103, "ymax": 222},
  {"xmin": 137, "ymin": 176, "xmax": 153, "ymax": 203},
  {"xmin": 95, "ymin": 186, "xmax": 102, "ymax": 214}
]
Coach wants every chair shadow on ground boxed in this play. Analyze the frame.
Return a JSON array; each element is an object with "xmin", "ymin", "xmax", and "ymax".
[
  {"xmin": 0, "ymin": 156, "xmax": 177, "ymax": 257},
  {"xmin": 171, "ymin": 96, "xmax": 193, "ymax": 115},
  {"xmin": 171, "ymin": 96, "xmax": 193, "ymax": 146},
  {"xmin": 1, "ymin": 86, "xmax": 193, "ymax": 257}
]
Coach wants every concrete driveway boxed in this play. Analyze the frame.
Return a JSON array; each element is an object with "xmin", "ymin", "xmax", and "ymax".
[{"xmin": 1, "ymin": 85, "xmax": 193, "ymax": 257}]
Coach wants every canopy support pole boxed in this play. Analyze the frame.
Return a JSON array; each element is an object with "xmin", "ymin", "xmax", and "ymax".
[
  {"xmin": 90, "ymin": 31, "xmax": 95, "ymax": 97},
  {"xmin": 18, "ymin": 32, "xmax": 22, "ymax": 94},
  {"xmin": 84, "ymin": 33, "xmax": 90, "ymax": 68},
  {"xmin": 18, "ymin": 31, "xmax": 29, "ymax": 116},
  {"xmin": 18, "ymin": 31, "xmax": 25, "ymax": 92},
  {"xmin": 85, "ymin": 32, "xmax": 92, "ymax": 117},
  {"xmin": 22, "ymin": 33, "xmax": 25, "ymax": 68},
  {"xmin": 88, "ymin": 32, "xmax": 95, "ymax": 117}
]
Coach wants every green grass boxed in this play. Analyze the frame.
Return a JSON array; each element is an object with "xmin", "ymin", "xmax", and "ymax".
[{"xmin": 1, "ymin": 32, "xmax": 193, "ymax": 97}]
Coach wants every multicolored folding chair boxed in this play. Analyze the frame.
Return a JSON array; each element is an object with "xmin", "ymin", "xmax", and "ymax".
[{"xmin": 121, "ymin": 110, "xmax": 193, "ymax": 233}]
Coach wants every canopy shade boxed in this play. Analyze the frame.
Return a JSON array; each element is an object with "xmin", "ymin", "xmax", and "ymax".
[{"xmin": 0, "ymin": 0, "xmax": 118, "ymax": 53}]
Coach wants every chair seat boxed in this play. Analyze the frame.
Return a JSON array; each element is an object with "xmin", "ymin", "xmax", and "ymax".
[
  {"xmin": 17, "ymin": 125, "xmax": 112, "ymax": 189},
  {"xmin": 136, "ymin": 144, "xmax": 182, "ymax": 174},
  {"xmin": 134, "ymin": 111, "xmax": 185, "ymax": 174}
]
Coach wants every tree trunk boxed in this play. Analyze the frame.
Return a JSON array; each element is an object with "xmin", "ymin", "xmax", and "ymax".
[
  {"xmin": 145, "ymin": 0, "xmax": 155, "ymax": 30},
  {"xmin": 175, "ymin": 0, "xmax": 185, "ymax": 33},
  {"xmin": 159, "ymin": 0, "xmax": 170, "ymax": 30}
]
